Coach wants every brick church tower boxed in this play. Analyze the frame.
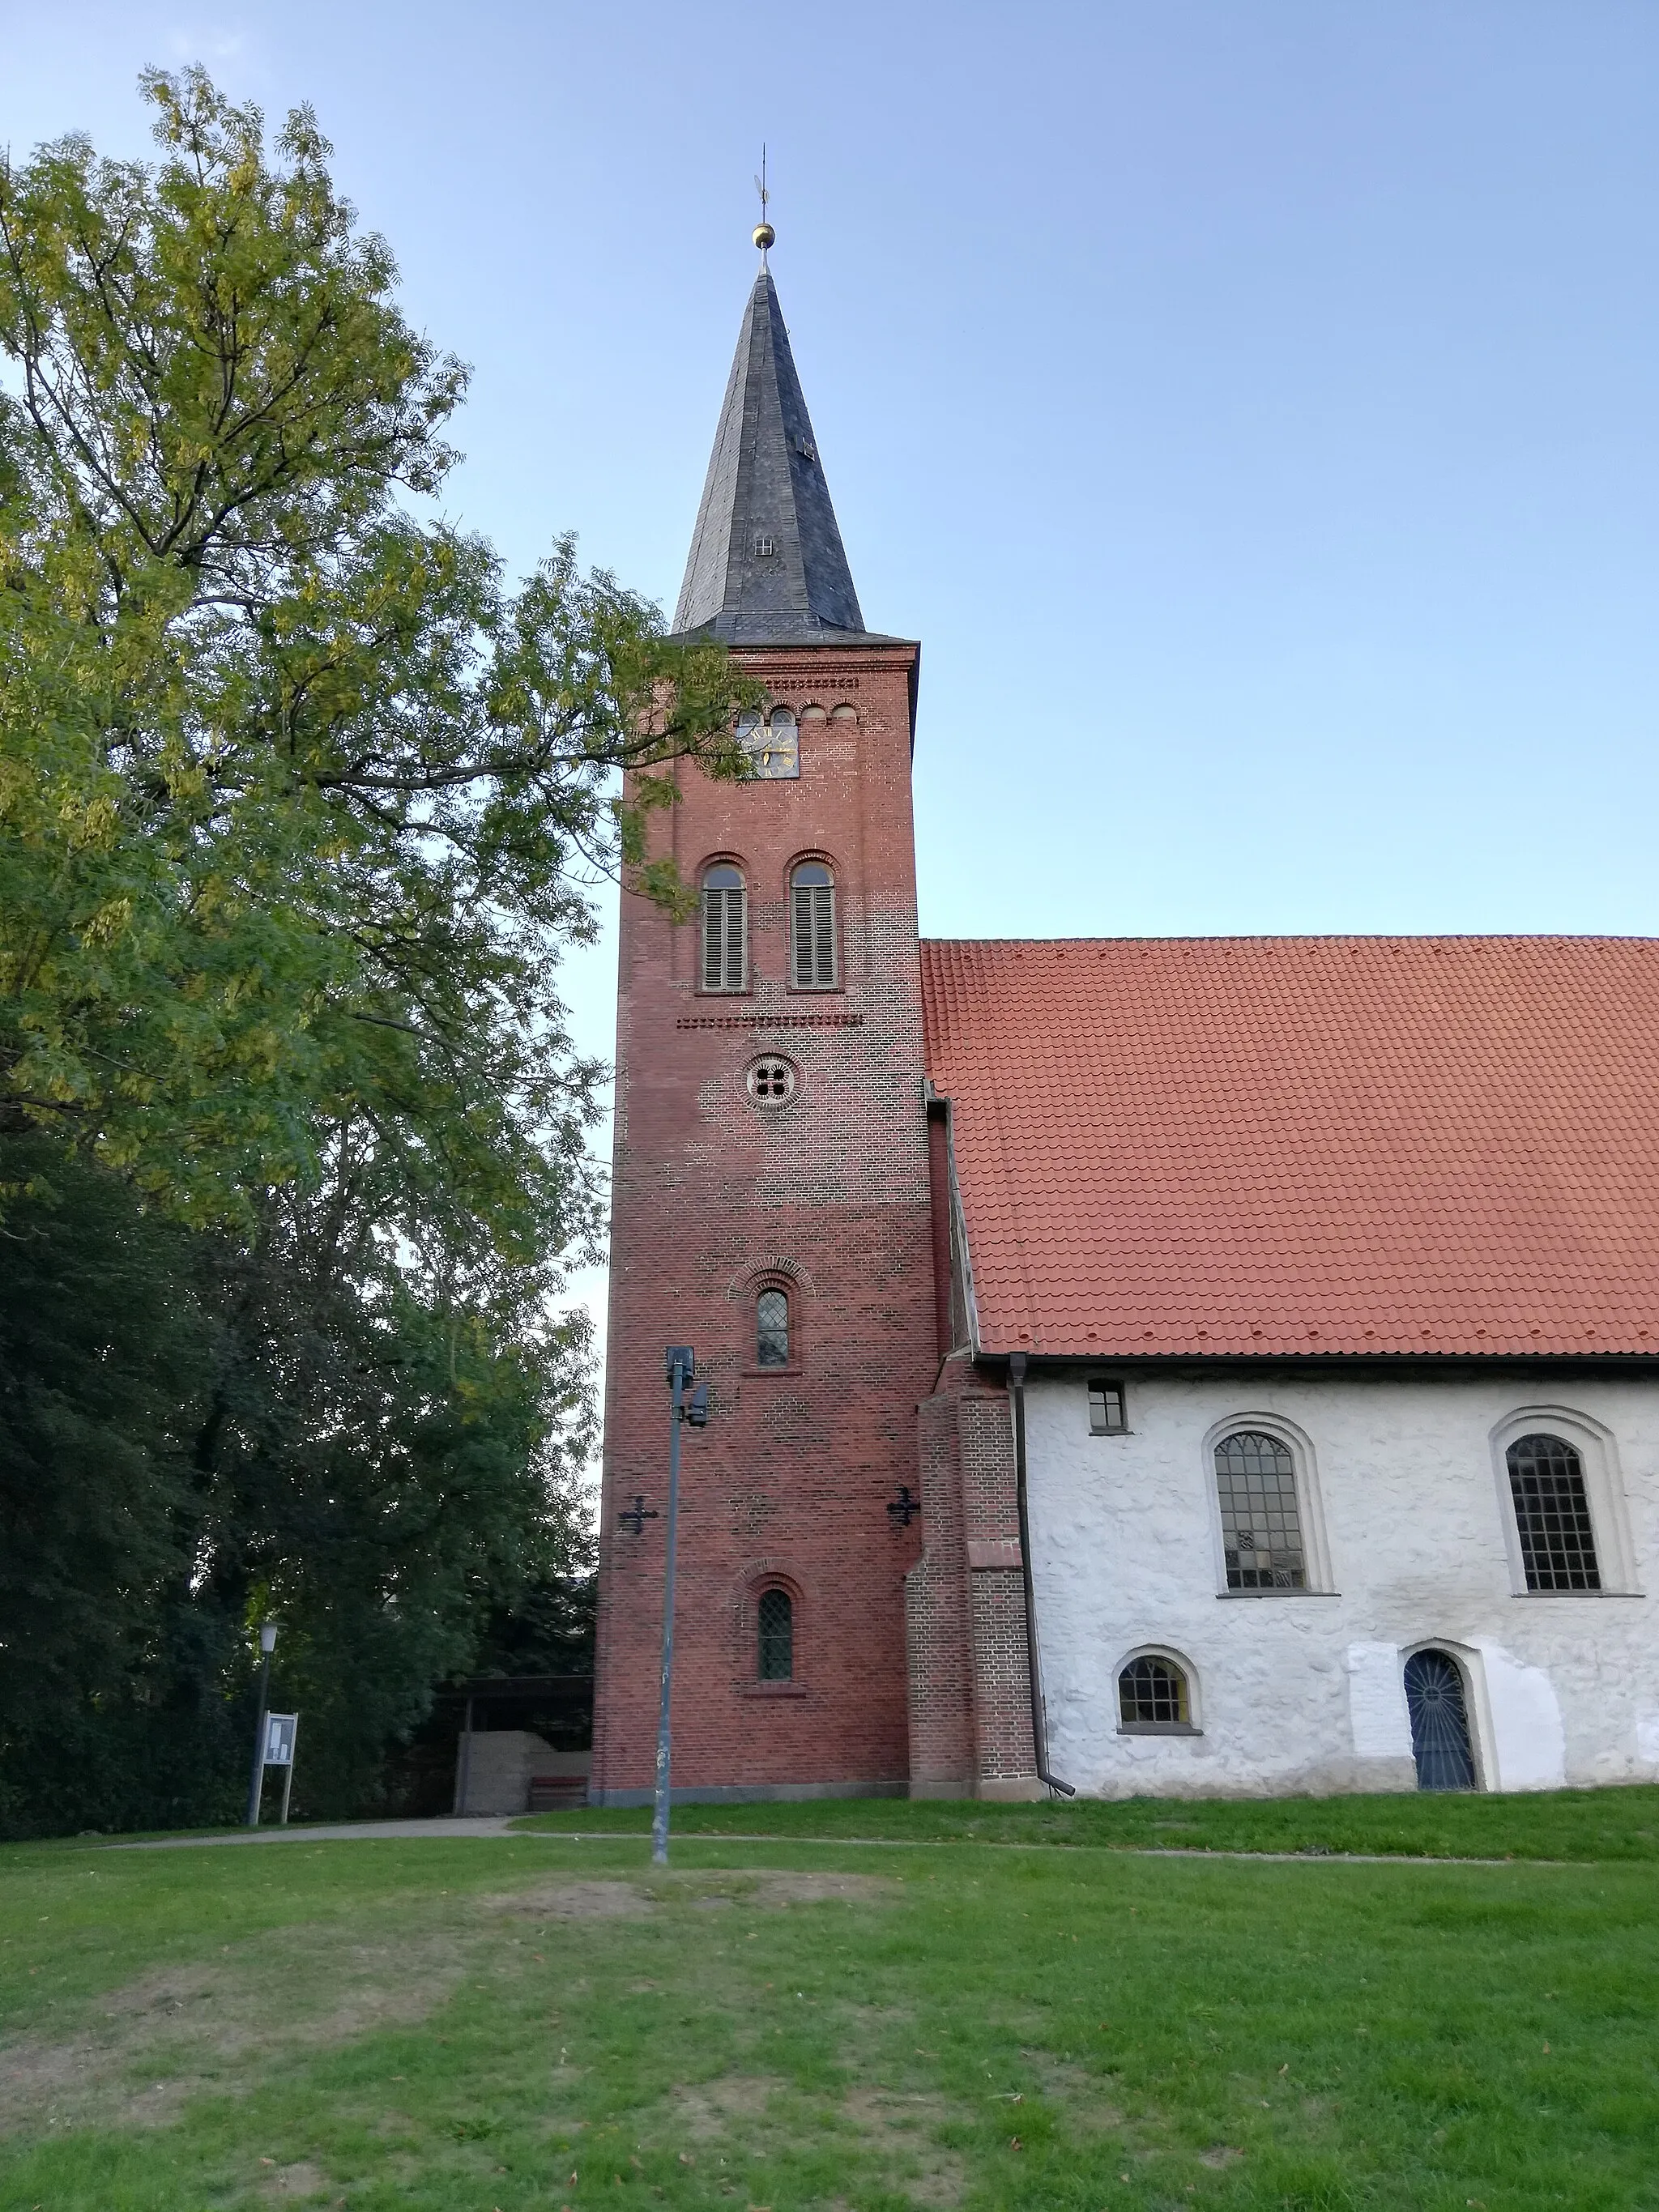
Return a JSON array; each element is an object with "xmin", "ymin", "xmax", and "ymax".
[{"xmin": 589, "ymin": 245, "xmax": 939, "ymax": 1803}]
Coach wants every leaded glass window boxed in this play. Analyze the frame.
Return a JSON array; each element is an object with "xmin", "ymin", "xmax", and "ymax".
[
  {"xmin": 701, "ymin": 865, "xmax": 746, "ymax": 992},
  {"xmin": 791, "ymin": 862, "xmax": 836, "ymax": 987},
  {"xmin": 1118, "ymin": 1656, "xmax": 1190, "ymax": 1728},
  {"xmin": 1214, "ymin": 1430, "xmax": 1307, "ymax": 1589},
  {"xmin": 757, "ymin": 1288, "xmax": 790, "ymax": 1367},
  {"xmin": 757, "ymin": 1588, "xmax": 793, "ymax": 1681},
  {"xmin": 1506, "ymin": 1434, "xmax": 1601, "ymax": 1591}
]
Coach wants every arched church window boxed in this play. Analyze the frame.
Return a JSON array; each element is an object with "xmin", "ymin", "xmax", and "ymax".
[
  {"xmin": 1214, "ymin": 1430, "xmax": 1307, "ymax": 1589},
  {"xmin": 757, "ymin": 1588, "xmax": 794, "ymax": 1681},
  {"xmin": 791, "ymin": 861, "xmax": 837, "ymax": 988},
  {"xmin": 1506, "ymin": 1434, "xmax": 1601, "ymax": 1590},
  {"xmin": 700, "ymin": 864, "xmax": 746, "ymax": 992},
  {"xmin": 757, "ymin": 1287, "xmax": 790, "ymax": 1367},
  {"xmin": 1118, "ymin": 1655, "xmax": 1192, "ymax": 1730}
]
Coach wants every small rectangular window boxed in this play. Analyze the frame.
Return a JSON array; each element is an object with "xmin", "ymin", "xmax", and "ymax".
[{"xmin": 1088, "ymin": 1379, "xmax": 1128, "ymax": 1434}]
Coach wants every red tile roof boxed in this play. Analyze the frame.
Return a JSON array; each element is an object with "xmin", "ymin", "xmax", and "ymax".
[{"xmin": 920, "ymin": 937, "xmax": 1659, "ymax": 1360}]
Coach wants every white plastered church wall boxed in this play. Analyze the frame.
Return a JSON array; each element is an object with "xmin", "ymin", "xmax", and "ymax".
[{"xmin": 1022, "ymin": 1370, "xmax": 1658, "ymax": 1798}]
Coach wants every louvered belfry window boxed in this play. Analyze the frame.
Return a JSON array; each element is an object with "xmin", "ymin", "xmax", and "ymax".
[
  {"xmin": 791, "ymin": 862, "xmax": 836, "ymax": 988},
  {"xmin": 701, "ymin": 864, "xmax": 746, "ymax": 992}
]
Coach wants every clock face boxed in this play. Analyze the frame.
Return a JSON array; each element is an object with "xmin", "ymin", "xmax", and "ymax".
[{"xmin": 738, "ymin": 709, "xmax": 800, "ymax": 780}]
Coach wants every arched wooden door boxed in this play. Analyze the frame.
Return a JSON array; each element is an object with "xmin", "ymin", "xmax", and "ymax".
[{"xmin": 1404, "ymin": 1649, "xmax": 1478, "ymax": 1790}]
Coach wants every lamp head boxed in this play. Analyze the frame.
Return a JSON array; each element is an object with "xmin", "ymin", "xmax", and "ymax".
[
  {"xmin": 686, "ymin": 1382, "xmax": 710, "ymax": 1428},
  {"xmin": 258, "ymin": 1622, "xmax": 279, "ymax": 1654}
]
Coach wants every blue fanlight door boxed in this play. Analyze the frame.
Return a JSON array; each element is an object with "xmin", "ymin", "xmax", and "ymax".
[{"xmin": 1404, "ymin": 1648, "xmax": 1478, "ymax": 1790}]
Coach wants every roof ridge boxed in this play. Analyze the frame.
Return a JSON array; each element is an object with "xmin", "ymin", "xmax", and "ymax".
[{"xmin": 920, "ymin": 933, "xmax": 1659, "ymax": 949}]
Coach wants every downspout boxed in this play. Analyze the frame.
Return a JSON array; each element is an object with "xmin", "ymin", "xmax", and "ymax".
[{"xmin": 1008, "ymin": 1353, "xmax": 1074, "ymax": 1798}]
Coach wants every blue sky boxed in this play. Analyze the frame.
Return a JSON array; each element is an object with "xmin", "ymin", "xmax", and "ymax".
[{"xmin": 10, "ymin": 2, "xmax": 1659, "ymax": 1362}]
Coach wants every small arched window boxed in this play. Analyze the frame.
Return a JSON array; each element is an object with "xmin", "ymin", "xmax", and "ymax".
[
  {"xmin": 1119, "ymin": 1655, "xmax": 1191, "ymax": 1730},
  {"xmin": 757, "ymin": 1287, "xmax": 790, "ymax": 1367},
  {"xmin": 1506, "ymin": 1433, "xmax": 1601, "ymax": 1590},
  {"xmin": 1214, "ymin": 1430, "xmax": 1307, "ymax": 1589},
  {"xmin": 791, "ymin": 861, "xmax": 837, "ymax": 988},
  {"xmin": 701, "ymin": 864, "xmax": 746, "ymax": 992},
  {"xmin": 757, "ymin": 1588, "xmax": 794, "ymax": 1680}
]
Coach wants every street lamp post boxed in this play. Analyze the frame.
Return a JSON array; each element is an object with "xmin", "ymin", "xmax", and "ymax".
[
  {"xmin": 245, "ymin": 1621, "xmax": 278, "ymax": 1828},
  {"xmin": 651, "ymin": 1347, "xmax": 708, "ymax": 1866}
]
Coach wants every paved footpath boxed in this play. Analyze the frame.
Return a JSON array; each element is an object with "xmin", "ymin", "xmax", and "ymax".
[
  {"xmin": 113, "ymin": 1818, "xmax": 523, "ymax": 1848},
  {"xmin": 105, "ymin": 1820, "xmax": 1529, "ymax": 1866}
]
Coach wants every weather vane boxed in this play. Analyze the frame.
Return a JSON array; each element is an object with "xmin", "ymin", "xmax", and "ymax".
[{"xmin": 753, "ymin": 145, "xmax": 774, "ymax": 260}]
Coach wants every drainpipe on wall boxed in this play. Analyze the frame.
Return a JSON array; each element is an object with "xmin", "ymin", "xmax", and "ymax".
[{"xmin": 1008, "ymin": 1353, "xmax": 1075, "ymax": 1798}]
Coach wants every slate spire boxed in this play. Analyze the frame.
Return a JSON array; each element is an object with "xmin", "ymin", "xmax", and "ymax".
[{"xmin": 673, "ymin": 266, "xmax": 868, "ymax": 644}]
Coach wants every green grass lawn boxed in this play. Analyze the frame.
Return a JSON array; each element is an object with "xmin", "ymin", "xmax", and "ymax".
[
  {"xmin": 516, "ymin": 1779, "xmax": 1659, "ymax": 1861},
  {"xmin": 2, "ymin": 1792, "xmax": 1657, "ymax": 2210}
]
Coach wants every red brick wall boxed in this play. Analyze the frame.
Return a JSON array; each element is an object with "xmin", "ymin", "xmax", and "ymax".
[
  {"xmin": 905, "ymin": 1352, "xmax": 1040, "ymax": 1794},
  {"xmin": 591, "ymin": 642, "xmax": 940, "ymax": 1800},
  {"xmin": 906, "ymin": 1379, "xmax": 975, "ymax": 1786}
]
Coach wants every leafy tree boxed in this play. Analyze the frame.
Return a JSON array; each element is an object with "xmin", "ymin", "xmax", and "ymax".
[
  {"xmin": 0, "ymin": 1143, "xmax": 237, "ymax": 1835},
  {"xmin": 188, "ymin": 1144, "xmax": 597, "ymax": 1817},
  {"xmin": 0, "ymin": 1134, "xmax": 597, "ymax": 1835},
  {"xmin": 0, "ymin": 70, "xmax": 749, "ymax": 1831},
  {"xmin": 0, "ymin": 66, "xmax": 753, "ymax": 1237}
]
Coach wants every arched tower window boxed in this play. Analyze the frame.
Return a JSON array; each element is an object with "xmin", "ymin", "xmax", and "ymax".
[
  {"xmin": 701, "ymin": 864, "xmax": 746, "ymax": 992},
  {"xmin": 1506, "ymin": 1434, "xmax": 1601, "ymax": 1590},
  {"xmin": 757, "ymin": 1588, "xmax": 794, "ymax": 1680},
  {"xmin": 791, "ymin": 861, "xmax": 837, "ymax": 988},
  {"xmin": 1214, "ymin": 1430, "xmax": 1307, "ymax": 1589},
  {"xmin": 757, "ymin": 1287, "xmax": 790, "ymax": 1367}
]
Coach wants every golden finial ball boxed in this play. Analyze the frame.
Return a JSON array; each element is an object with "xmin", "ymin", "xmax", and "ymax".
[{"xmin": 753, "ymin": 222, "xmax": 775, "ymax": 251}]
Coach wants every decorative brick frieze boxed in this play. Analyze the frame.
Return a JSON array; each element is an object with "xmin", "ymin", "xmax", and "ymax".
[{"xmin": 676, "ymin": 1013, "xmax": 865, "ymax": 1030}]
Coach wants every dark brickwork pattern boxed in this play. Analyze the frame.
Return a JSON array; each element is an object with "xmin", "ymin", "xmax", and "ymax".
[{"xmin": 592, "ymin": 645, "xmax": 942, "ymax": 1801}]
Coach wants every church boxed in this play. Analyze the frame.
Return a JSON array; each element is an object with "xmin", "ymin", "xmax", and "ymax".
[{"xmin": 591, "ymin": 233, "xmax": 1659, "ymax": 1805}]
